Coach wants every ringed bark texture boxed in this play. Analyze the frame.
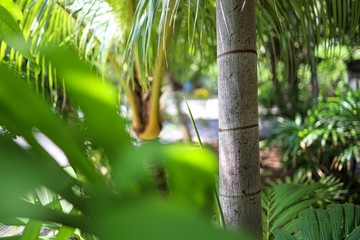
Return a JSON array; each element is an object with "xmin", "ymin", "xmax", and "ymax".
[{"xmin": 216, "ymin": 0, "xmax": 262, "ymax": 236}]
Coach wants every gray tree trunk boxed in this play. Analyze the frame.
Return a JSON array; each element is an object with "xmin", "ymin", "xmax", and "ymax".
[
  {"xmin": 310, "ymin": 47, "xmax": 319, "ymax": 102},
  {"xmin": 216, "ymin": 0, "xmax": 262, "ymax": 237}
]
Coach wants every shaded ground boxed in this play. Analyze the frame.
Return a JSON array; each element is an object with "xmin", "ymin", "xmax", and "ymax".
[{"xmin": 260, "ymin": 147, "xmax": 284, "ymax": 185}]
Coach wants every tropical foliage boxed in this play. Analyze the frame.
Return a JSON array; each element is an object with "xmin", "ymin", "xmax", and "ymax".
[
  {"xmin": 275, "ymin": 204, "xmax": 360, "ymax": 240},
  {"xmin": 257, "ymin": 0, "xmax": 360, "ymax": 116},
  {"xmin": 2, "ymin": 0, "xmax": 359, "ymax": 134},
  {"xmin": 1, "ymin": 0, "xmax": 359, "ymax": 238},
  {"xmin": 0, "ymin": 51, "xmax": 350, "ymax": 238},
  {"xmin": 269, "ymin": 87, "xmax": 360, "ymax": 180},
  {"xmin": 262, "ymin": 175, "xmax": 345, "ymax": 240},
  {"xmin": 0, "ymin": 46, "xmax": 248, "ymax": 239}
]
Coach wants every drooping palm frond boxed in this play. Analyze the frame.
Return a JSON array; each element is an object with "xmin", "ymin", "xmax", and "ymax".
[
  {"xmin": 124, "ymin": 0, "xmax": 359, "ymax": 104},
  {"xmin": 169, "ymin": 0, "xmax": 216, "ymax": 83},
  {"xmin": 262, "ymin": 175, "xmax": 344, "ymax": 240},
  {"xmin": 57, "ymin": 0, "xmax": 122, "ymax": 69},
  {"xmin": 0, "ymin": 0, "xmax": 125, "ymax": 110},
  {"xmin": 124, "ymin": 0, "xmax": 217, "ymax": 87},
  {"xmin": 15, "ymin": 0, "xmax": 122, "ymax": 66},
  {"xmin": 257, "ymin": 0, "xmax": 360, "ymax": 95},
  {"xmin": 0, "ymin": 0, "xmax": 38, "ymax": 68}
]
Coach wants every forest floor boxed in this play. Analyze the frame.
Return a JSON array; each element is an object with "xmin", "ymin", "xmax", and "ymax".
[{"xmin": 259, "ymin": 147, "xmax": 284, "ymax": 184}]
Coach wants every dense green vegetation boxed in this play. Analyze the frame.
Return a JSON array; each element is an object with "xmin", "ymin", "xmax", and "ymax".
[
  {"xmin": 270, "ymin": 87, "xmax": 359, "ymax": 176},
  {"xmin": 0, "ymin": 46, "xmax": 243, "ymax": 239},
  {"xmin": 0, "ymin": 0, "xmax": 359, "ymax": 239}
]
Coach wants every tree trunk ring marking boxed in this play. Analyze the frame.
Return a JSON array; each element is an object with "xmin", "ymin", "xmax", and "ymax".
[
  {"xmin": 217, "ymin": 49, "xmax": 257, "ymax": 59},
  {"xmin": 219, "ymin": 124, "xmax": 258, "ymax": 132},
  {"xmin": 219, "ymin": 189, "xmax": 261, "ymax": 199}
]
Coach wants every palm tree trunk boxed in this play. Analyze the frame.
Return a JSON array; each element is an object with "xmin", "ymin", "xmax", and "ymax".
[
  {"xmin": 128, "ymin": 0, "xmax": 176, "ymax": 140},
  {"xmin": 309, "ymin": 47, "xmax": 319, "ymax": 102},
  {"xmin": 216, "ymin": 0, "xmax": 262, "ymax": 236}
]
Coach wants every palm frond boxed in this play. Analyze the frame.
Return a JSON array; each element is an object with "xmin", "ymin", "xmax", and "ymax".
[
  {"xmin": 262, "ymin": 176, "xmax": 344, "ymax": 240},
  {"xmin": 274, "ymin": 204, "xmax": 360, "ymax": 240},
  {"xmin": 0, "ymin": 1, "xmax": 38, "ymax": 70},
  {"xmin": 124, "ymin": 0, "xmax": 360, "ymax": 101},
  {"xmin": 124, "ymin": 0, "xmax": 216, "ymax": 87},
  {"xmin": 0, "ymin": 47, "xmax": 243, "ymax": 239},
  {"xmin": 257, "ymin": 0, "xmax": 360, "ymax": 86},
  {"xmin": 0, "ymin": 0, "xmax": 125, "ymax": 111}
]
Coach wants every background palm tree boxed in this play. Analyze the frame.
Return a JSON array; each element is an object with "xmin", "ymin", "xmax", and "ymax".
[
  {"xmin": 0, "ymin": 0, "xmax": 217, "ymax": 140},
  {"xmin": 257, "ymin": 0, "xmax": 360, "ymax": 116},
  {"xmin": 2, "ymin": 0, "xmax": 358, "ymax": 137}
]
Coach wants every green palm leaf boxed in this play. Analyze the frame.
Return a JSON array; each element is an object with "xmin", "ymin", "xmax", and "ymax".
[
  {"xmin": 0, "ymin": 46, "xmax": 248, "ymax": 239},
  {"xmin": 346, "ymin": 226, "xmax": 360, "ymax": 240},
  {"xmin": 298, "ymin": 209, "xmax": 320, "ymax": 240},
  {"xmin": 263, "ymin": 177, "xmax": 344, "ymax": 240},
  {"xmin": 277, "ymin": 204, "xmax": 360, "ymax": 240},
  {"xmin": 0, "ymin": 3, "xmax": 38, "ymax": 71},
  {"xmin": 0, "ymin": 0, "xmax": 126, "ymax": 109},
  {"xmin": 315, "ymin": 209, "xmax": 332, "ymax": 240}
]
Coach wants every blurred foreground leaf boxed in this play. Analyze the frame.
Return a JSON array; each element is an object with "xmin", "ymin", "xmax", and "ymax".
[
  {"xmin": 0, "ymin": 46, "xmax": 252, "ymax": 239},
  {"xmin": 0, "ymin": 4, "xmax": 39, "ymax": 72}
]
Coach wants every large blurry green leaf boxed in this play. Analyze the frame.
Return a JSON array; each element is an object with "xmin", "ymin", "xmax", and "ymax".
[
  {"xmin": 0, "ymin": 62, "xmax": 105, "ymax": 190},
  {"xmin": 0, "ymin": 4, "xmax": 38, "ymax": 72},
  {"xmin": 20, "ymin": 220, "xmax": 42, "ymax": 240},
  {"xmin": 91, "ymin": 200, "xmax": 252, "ymax": 240},
  {"xmin": 0, "ymin": 0, "xmax": 22, "ymax": 22},
  {"xmin": 54, "ymin": 225, "xmax": 76, "ymax": 240},
  {"xmin": 113, "ymin": 141, "xmax": 218, "ymax": 213},
  {"xmin": 62, "ymin": 138, "xmax": 240, "ymax": 238},
  {"xmin": 0, "ymin": 137, "xmax": 47, "ymax": 202},
  {"xmin": 0, "ymin": 43, "xmax": 255, "ymax": 239},
  {"xmin": 41, "ymin": 46, "xmax": 131, "ymax": 162},
  {"xmin": 163, "ymin": 144, "xmax": 217, "ymax": 212},
  {"xmin": 0, "ymin": 134, "xmax": 87, "ymax": 216}
]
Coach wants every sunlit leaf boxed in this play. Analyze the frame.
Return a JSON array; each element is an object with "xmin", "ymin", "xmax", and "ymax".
[
  {"xmin": 0, "ymin": 5, "xmax": 39, "ymax": 72},
  {"xmin": 20, "ymin": 220, "xmax": 42, "ymax": 240},
  {"xmin": 0, "ymin": 0, "xmax": 23, "ymax": 22}
]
